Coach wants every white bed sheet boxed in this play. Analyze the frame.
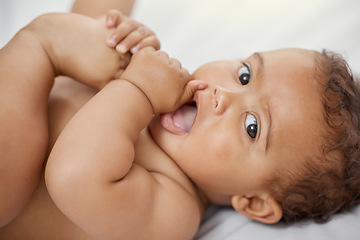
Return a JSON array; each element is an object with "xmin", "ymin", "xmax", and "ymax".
[
  {"xmin": 195, "ymin": 204, "xmax": 360, "ymax": 240},
  {"xmin": 1, "ymin": 0, "xmax": 360, "ymax": 239}
]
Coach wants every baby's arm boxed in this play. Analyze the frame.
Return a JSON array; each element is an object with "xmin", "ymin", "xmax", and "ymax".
[{"xmin": 46, "ymin": 48, "xmax": 205, "ymax": 239}]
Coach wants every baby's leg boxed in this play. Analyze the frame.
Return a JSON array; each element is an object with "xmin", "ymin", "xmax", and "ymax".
[
  {"xmin": 71, "ymin": 0, "xmax": 135, "ymax": 17},
  {"xmin": 0, "ymin": 27, "xmax": 55, "ymax": 227}
]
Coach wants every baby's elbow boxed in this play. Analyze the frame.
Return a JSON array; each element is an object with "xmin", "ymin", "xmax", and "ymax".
[
  {"xmin": 45, "ymin": 158, "xmax": 67, "ymax": 205},
  {"xmin": 45, "ymin": 155, "xmax": 83, "ymax": 209},
  {"xmin": 45, "ymin": 157, "xmax": 64, "ymax": 196}
]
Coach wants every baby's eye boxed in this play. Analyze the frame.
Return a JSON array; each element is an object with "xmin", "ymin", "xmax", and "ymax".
[
  {"xmin": 245, "ymin": 114, "xmax": 258, "ymax": 140},
  {"xmin": 238, "ymin": 64, "xmax": 251, "ymax": 85}
]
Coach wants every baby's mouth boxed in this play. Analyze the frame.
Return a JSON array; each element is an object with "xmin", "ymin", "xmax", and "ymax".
[{"xmin": 160, "ymin": 100, "xmax": 197, "ymax": 134}]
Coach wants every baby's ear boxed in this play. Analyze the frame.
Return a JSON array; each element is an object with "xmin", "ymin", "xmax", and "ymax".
[{"xmin": 231, "ymin": 193, "xmax": 282, "ymax": 224}]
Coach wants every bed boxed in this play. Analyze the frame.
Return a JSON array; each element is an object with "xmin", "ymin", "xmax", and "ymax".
[{"xmin": 1, "ymin": 0, "xmax": 360, "ymax": 239}]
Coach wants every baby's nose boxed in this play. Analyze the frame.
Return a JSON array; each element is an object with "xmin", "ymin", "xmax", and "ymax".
[{"xmin": 212, "ymin": 87, "xmax": 237, "ymax": 115}]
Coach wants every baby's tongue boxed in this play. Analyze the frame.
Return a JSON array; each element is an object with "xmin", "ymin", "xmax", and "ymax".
[{"xmin": 172, "ymin": 105, "xmax": 197, "ymax": 132}]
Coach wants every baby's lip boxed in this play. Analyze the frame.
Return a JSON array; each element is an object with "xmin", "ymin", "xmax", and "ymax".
[{"xmin": 160, "ymin": 96, "xmax": 198, "ymax": 135}]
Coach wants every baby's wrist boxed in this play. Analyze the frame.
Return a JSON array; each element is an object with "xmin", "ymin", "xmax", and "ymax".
[{"xmin": 120, "ymin": 79, "xmax": 154, "ymax": 114}]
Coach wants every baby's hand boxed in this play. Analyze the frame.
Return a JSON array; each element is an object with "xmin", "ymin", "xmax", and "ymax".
[
  {"xmin": 121, "ymin": 47, "xmax": 206, "ymax": 114},
  {"xmin": 105, "ymin": 10, "xmax": 160, "ymax": 54}
]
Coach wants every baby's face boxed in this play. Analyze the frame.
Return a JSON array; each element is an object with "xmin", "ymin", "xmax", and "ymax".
[{"xmin": 149, "ymin": 48, "xmax": 325, "ymax": 203}]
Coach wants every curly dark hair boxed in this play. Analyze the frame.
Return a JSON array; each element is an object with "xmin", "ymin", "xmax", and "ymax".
[{"xmin": 267, "ymin": 50, "xmax": 360, "ymax": 223}]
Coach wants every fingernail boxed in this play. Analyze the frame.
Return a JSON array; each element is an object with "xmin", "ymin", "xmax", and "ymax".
[
  {"xmin": 197, "ymin": 84, "xmax": 206, "ymax": 90},
  {"xmin": 130, "ymin": 45, "xmax": 139, "ymax": 54},
  {"xmin": 106, "ymin": 18, "xmax": 113, "ymax": 27},
  {"xmin": 116, "ymin": 44, "xmax": 127, "ymax": 53},
  {"xmin": 108, "ymin": 36, "xmax": 116, "ymax": 47}
]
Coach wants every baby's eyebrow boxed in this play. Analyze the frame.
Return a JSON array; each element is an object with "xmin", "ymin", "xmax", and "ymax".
[
  {"xmin": 252, "ymin": 52, "xmax": 273, "ymax": 153},
  {"xmin": 265, "ymin": 102, "xmax": 273, "ymax": 153},
  {"xmin": 253, "ymin": 52, "xmax": 264, "ymax": 78}
]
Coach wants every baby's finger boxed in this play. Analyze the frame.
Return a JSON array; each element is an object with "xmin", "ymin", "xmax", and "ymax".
[
  {"xmin": 107, "ymin": 19, "xmax": 138, "ymax": 47},
  {"xmin": 131, "ymin": 35, "xmax": 161, "ymax": 53},
  {"xmin": 178, "ymin": 80, "xmax": 208, "ymax": 106},
  {"xmin": 105, "ymin": 9, "xmax": 123, "ymax": 28},
  {"xmin": 115, "ymin": 26, "xmax": 153, "ymax": 53}
]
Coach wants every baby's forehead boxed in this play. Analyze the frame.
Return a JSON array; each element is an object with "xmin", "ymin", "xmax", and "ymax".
[
  {"xmin": 255, "ymin": 48, "xmax": 318, "ymax": 69},
  {"xmin": 266, "ymin": 106, "xmax": 325, "ymax": 179},
  {"xmin": 257, "ymin": 48, "xmax": 317, "ymax": 58},
  {"xmin": 258, "ymin": 49, "xmax": 325, "ymax": 161},
  {"xmin": 247, "ymin": 49, "xmax": 323, "ymax": 88}
]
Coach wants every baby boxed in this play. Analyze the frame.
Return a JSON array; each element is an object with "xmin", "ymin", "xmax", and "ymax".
[{"xmin": 1, "ymin": 10, "xmax": 360, "ymax": 240}]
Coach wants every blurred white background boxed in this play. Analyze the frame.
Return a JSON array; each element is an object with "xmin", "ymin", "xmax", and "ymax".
[
  {"xmin": 0, "ymin": 0, "xmax": 72, "ymax": 46},
  {"xmin": 1, "ymin": 0, "xmax": 360, "ymax": 74},
  {"xmin": 132, "ymin": 0, "xmax": 360, "ymax": 74}
]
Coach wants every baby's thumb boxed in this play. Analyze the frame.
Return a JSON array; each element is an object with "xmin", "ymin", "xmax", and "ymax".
[
  {"xmin": 178, "ymin": 80, "xmax": 207, "ymax": 106},
  {"xmin": 105, "ymin": 10, "xmax": 122, "ymax": 28}
]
